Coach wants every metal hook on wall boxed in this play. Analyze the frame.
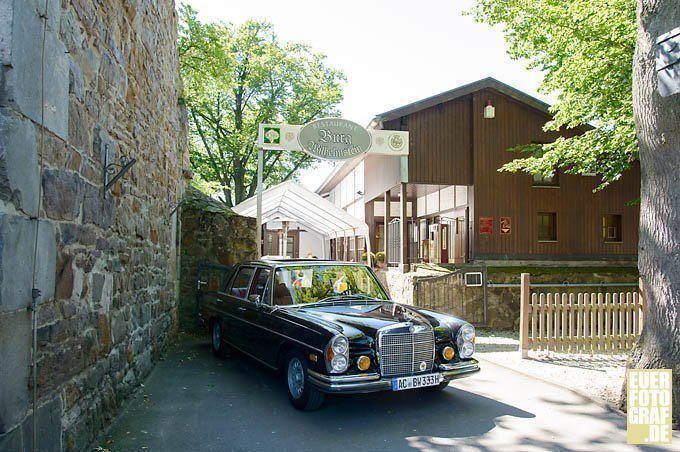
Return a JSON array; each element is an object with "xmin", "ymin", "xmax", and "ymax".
[
  {"xmin": 102, "ymin": 143, "xmax": 137, "ymax": 198},
  {"xmin": 168, "ymin": 197, "xmax": 184, "ymax": 218}
]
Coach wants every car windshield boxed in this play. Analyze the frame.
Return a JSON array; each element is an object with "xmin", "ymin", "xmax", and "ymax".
[{"xmin": 272, "ymin": 264, "xmax": 388, "ymax": 306}]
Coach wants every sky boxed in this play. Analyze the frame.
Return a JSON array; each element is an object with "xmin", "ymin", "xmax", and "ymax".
[{"xmin": 185, "ymin": 0, "xmax": 552, "ymax": 190}]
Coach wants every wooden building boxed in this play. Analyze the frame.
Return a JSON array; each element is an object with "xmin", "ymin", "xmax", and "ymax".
[{"xmin": 317, "ymin": 78, "xmax": 640, "ymax": 267}]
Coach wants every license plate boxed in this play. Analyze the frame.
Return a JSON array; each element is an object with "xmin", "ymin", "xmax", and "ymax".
[{"xmin": 391, "ymin": 373, "xmax": 442, "ymax": 391}]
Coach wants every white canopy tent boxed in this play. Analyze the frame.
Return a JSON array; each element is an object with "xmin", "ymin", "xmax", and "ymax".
[{"xmin": 233, "ymin": 181, "xmax": 372, "ymax": 265}]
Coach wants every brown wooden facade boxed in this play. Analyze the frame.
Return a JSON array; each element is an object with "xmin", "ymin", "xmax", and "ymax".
[{"xmin": 319, "ymin": 78, "xmax": 639, "ymax": 264}]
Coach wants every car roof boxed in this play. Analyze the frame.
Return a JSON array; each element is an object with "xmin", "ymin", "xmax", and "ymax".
[{"xmin": 243, "ymin": 259, "xmax": 368, "ymax": 268}]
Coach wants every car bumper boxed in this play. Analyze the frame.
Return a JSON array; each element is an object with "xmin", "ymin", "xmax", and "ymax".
[{"xmin": 307, "ymin": 359, "xmax": 480, "ymax": 394}]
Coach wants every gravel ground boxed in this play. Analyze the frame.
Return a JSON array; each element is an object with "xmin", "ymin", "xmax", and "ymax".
[{"xmin": 475, "ymin": 329, "xmax": 627, "ymax": 408}]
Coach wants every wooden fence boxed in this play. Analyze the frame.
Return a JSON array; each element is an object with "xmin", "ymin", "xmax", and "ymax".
[{"xmin": 519, "ymin": 273, "xmax": 644, "ymax": 358}]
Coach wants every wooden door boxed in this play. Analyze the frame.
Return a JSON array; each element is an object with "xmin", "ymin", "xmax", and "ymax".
[
  {"xmin": 453, "ymin": 217, "xmax": 467, "ymax": 263},
  {"xmin": 440, "ymin": 223, "xmax": 449, "ymax": 263}
]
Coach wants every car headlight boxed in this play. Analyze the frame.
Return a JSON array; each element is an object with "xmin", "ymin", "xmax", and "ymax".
[
  {"xmin": 459, "ymin": 323, "xmax": 475, "ymax": 342},
  {"xmin": 331, "ymin": 355, "xmax": 348, "ymax": 373},
  {"xmin": 331, "ymin": 335, "xmax": 349, "ymax": 355},
  {"xmin": 456, "ymin": 323, "xmax": 475, "ymax": 358},
  {"xmin": 326, "ymin": 334, "xmax": 349, "ymax": 373},
  {"xmin": 458, "ymin": 340, "xmax": 474, "ymax": 358}
]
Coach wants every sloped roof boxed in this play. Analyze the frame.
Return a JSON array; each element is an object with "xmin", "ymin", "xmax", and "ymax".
[
  {"xmin": 233, "ymin": 180, "xmax": 369, "ymax": 238},
  {"xmin": 317, "ymin": 78, "xmax": 554, "ymax": 194},
  {"xmin": 372, "ymin": 77, "xmax": 551, "ymax": 125}
]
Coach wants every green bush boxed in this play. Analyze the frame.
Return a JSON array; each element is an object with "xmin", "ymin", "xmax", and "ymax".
[{"xmin": 360, "ymin": 251, "xmax": 375, "ymax": 263}]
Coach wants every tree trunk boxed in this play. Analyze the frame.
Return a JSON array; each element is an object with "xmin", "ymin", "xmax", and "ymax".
[{"xmin": 624, "ymin": 0, "xmax": 680, "ymax": 427}]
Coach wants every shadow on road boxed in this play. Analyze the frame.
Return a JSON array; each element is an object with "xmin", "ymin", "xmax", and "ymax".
[{"xmin": 99, "ymin": 337, "xmax": 535, "ymax": 451}]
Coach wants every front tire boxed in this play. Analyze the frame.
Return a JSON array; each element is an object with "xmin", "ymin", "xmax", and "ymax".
[
  {"xmin": 210, "ymin": 320, "xmax": 224, "ymax": 356},
  {"xmin": 285, "ymin": 351, "xmax": 325, "ymax": 410}
]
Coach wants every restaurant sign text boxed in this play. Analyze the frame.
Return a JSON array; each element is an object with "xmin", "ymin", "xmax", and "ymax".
[
  {"xmin": 258, "ymin": 119, "xmax": 409, "ymax": 159},
  {"xmin": 298, "ymin": 118, "xmax": 371, "ymax": 160}
]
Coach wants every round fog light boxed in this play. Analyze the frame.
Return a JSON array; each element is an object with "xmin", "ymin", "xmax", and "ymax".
[
  {"xmin": 459, "ymin": 341, "xmax": 474, "ymax": 358},
  {"xmin": 442, "ymin": 346, "xmax": 455, "ymax": 361},
  {"xmin": 331, "ymin": 354, "xmax": 348, "ymax": 373},
  {"xmin": 357, "ymin": 355, "xmax": 371, "ymax": 371}
]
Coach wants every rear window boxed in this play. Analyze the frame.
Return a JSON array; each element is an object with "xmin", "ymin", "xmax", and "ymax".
[{"xmin": 229, "ymin": 267, "xmax": 254, "ymax": 299}]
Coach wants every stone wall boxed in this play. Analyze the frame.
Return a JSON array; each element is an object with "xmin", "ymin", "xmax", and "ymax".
[
  {"xmin": 179, "ymin": 187, "xmax": 257, "ymax": 332},
  {"xmin": 0, "ymin": 1, "xmax": 187, "ymax": 450},
  {"xmin": 386, "ymin": 265, "xmax": 639, "ymax": 330},
  {"xmin": 484, "ymin": 267, "xmax": 640, "ymax": 329}
]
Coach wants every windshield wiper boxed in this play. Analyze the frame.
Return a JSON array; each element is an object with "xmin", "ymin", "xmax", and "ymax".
[{"xmin": 300, "ymin": 294, "xmax": 381, "ymax": 307}]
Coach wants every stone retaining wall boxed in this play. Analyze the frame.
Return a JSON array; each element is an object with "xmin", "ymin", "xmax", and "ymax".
[
  {"xmin": 178, "ymin": 187, "xmax": 257, "ymax": 332},
  {"xmin": 0, "ymin": 1, "xmax": 187, "ymax": 450},
  {"xmin": 383, "ymin": 266, "xmax": 639, "ymax": 330}
]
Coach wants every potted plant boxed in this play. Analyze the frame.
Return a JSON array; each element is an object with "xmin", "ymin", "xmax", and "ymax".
[
  {"xmin": 361, "ymin": 251, "xmax": 376, "ymax": 267},
  {"xmin": 375, "ymin": 251, "xmax": 386, "ymax": 269}
]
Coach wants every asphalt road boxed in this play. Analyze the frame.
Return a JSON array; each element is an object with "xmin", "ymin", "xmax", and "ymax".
[{"xmin": 97, "ymin": 337, "xmax": 675, "ymax": 452}]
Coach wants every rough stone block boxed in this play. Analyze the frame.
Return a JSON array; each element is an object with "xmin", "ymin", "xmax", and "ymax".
[
  {"xmin": 0, "ymin": 214, "xmax": 56, "ymax": 312},
  {"xmin": 59, "ymin": 223, "xmax": 95, "ymax": 246},
  {"xmin": 36, "ymin": 220, "xmax": 57, "ymax": 303},
  {"xmin": 0, "ymin": 1, "xmax": 12, "ymax": 65},
  {"xmin": 0, "ymin": 425, "xmax": 23, "ymax": 451},
  {"xmin": 55, "ymin": 253, "xmax": 74, "ymax": 300},
  {"xmin": 20, "ymin": 396, "xmax": 63, "ymax": 452},
  {"xmin": 0, "ymin": 109, "xmax": 38, "ymax": 215},
  {"xmin": 0, "ymin": 309, "xmax": 30, "ymax": 434},
  {"xmin": 2, "ymin": 0, "xmax": 68, "ymax": 139},
  {"xmin": 42, "ymin": 169, "xmax": 82, "ymax": 221},
  {"xmin": 67, "ymin": 99, "xmax": 90, "ymax": 153},
  {"xmin": 82, "ymin": 182, "xmax": 114, "ymax": 229},
  {"xmin": 68, "ymin": 58, "xmax": 84, "ymax": 102},
  {"xmin": 0, "ymin": 214, "xmax": 34, "ymax": 312}
]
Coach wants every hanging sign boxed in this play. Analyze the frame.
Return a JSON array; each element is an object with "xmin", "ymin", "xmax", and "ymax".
[
  {"xmin": 298, "ymin": 118, "xmax": 371, "ymax": 160},
  {"xmin": 479, "ymin": 217, "xmax": 493, "ymax": 235},
  {"xmin": 258, "ymin": 118, "xmax": 408, "ymax": 159},
  {"xmin": 500, "ymin": 217, "xmax": 511, "ymax": 235}
]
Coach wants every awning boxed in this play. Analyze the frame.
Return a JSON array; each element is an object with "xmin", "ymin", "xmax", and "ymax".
[{"xmin": 233, "ymin": 181, "xmax": 372, "ymax": 263}]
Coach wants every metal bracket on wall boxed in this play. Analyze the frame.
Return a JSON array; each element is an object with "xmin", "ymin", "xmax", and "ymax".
[
  {"xmin": 168, "ymin": 197, "xmax": 185, "ymax": 218},
  {"xmin": 102, "ymin": 144, "xmax": 137, "ymax": 198}
]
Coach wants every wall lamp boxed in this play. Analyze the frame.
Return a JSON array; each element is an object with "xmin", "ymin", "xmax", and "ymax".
[{"xmin": 483, "ymin": 99, "xmax": 495, "ymax": 119}]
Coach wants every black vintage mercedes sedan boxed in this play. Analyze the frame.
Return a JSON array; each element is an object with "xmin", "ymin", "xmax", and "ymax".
[{"xmin": 198, "ymin": 259, "xmax": 479, "ymax": 410}]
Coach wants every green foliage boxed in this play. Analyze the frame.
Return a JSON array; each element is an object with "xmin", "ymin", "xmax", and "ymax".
[
  {"xmin": 178, "ymin": 4, "xmax": 345, "ymax": 206},
  {"xmin": 278, "ymin": 266, "xmax": 387, "ymax": 305},
  {"xmin": 469, "ymin": 0, "xmax": 637, "ymax": 188},
  {"xmin": 361, "ymin": 251, "xmax": 376, "ymax": 266}
]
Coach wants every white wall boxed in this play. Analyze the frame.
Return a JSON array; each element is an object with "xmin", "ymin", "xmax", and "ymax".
[{"xmin": 298, "ymin": 229, "xmax": 326, "ymax": 258}]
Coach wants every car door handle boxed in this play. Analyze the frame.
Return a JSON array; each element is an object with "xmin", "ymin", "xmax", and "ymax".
[{"xmin": 237, "ymin": 307, "xmax": 247, "ymax": 312}]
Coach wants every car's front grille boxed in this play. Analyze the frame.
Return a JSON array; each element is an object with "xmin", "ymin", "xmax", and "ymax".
[{"xmin": 378, "ymin": 328, "xmax": 435, "ymax": 377}]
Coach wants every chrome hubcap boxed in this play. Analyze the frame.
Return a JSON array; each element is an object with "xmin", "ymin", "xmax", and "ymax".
[
  {"xmin": 212, "ymin": 323, "xmax": 221, "ymax": 350},
  {"xmin": 287, "ymin": 357, "xmax": 305, "ymax": 399}
]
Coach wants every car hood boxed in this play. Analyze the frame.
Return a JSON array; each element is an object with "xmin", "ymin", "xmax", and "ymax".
[{"xmin": 296, "ymin": 301, "xmax": 436, "ymax": 339}]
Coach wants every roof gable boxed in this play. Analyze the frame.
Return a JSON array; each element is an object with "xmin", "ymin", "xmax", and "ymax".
[
  {"xmin": 233, "ymin": 180, "xmax": 368, "ymax": 237},
  {"xmin": 373, "ymin": 77, "xmax": 551, "ymax": 124}
]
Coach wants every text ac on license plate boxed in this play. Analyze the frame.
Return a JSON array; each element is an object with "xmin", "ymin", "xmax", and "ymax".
[{"xmin": 392, "ymin": 373, "xmax": 443, "ymax": 391}]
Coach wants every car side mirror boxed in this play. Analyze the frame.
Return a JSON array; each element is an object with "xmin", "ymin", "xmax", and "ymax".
[{"xmin": 248, "ymin": 294, "xmax": 261, "ymax": 306}]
